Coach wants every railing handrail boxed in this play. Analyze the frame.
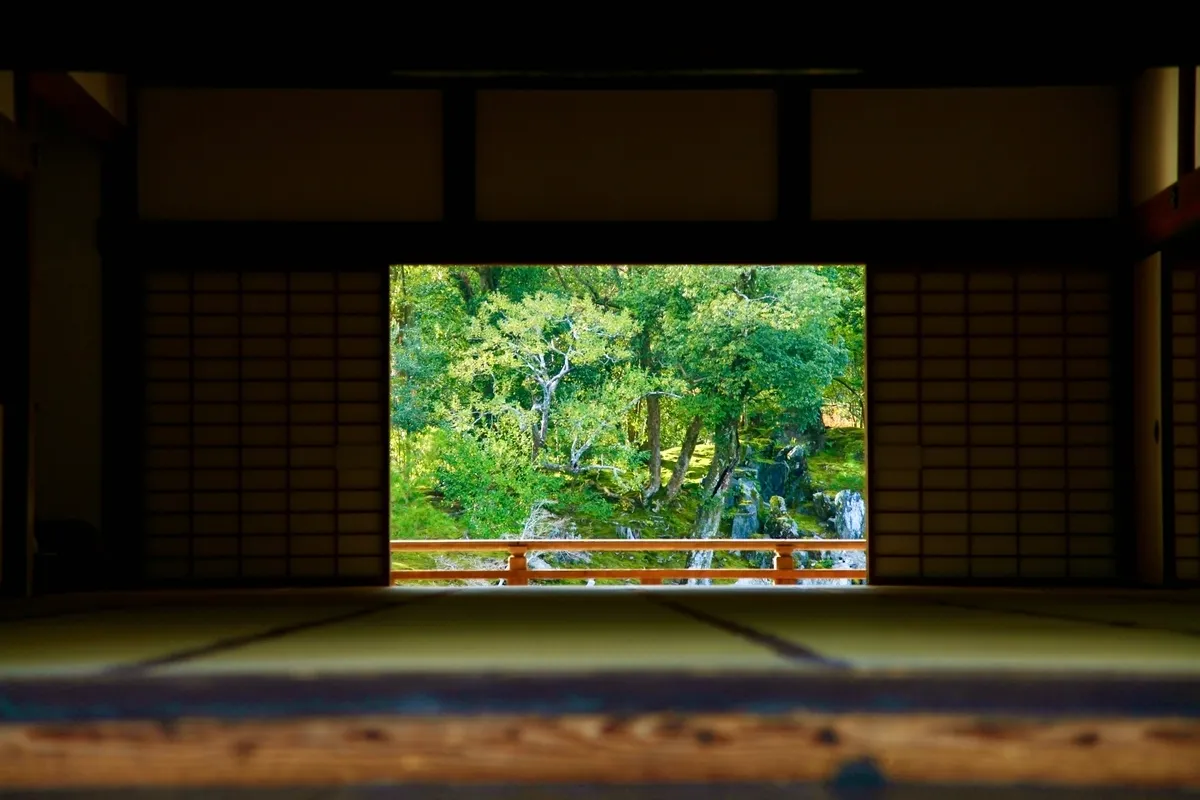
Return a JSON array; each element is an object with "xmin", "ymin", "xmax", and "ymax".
[
  {"xmin": 390, "ymin": 568, "xmax": 862, "ymax": 581},
  {"xmin": 389, "ymin": 537, "xmax": 867, "ymax": 585},
  {"xmin": 390, "ymin": 538, "xmax": 865, "ymax": 552}
]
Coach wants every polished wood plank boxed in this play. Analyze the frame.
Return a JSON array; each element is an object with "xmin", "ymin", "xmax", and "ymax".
[{"xmin": 2, "ymin": 712, "xmax": 1198, "ymax": 789}]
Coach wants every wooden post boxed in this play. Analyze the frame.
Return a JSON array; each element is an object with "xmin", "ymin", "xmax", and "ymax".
[
  {"xmin": 1133, "ymin": 254, "xmax": 1164, "ymax": 584},
  {"xmin": 640, "ymin": 577, "xmax": 663, "ymax": 585},
  {"xmin": 506, "ymin": 546, "xmax": 528, "ymax": 587},
  {"xmin": 773, "ymin": 544, "xmax": 796, "ymax": 586}
]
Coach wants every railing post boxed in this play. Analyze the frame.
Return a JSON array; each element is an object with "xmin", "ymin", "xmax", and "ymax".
[
  {"xmin": 773, "ymin": 544, "xmax": 796, "ymax": 586},
  {"xmin": 640, "ymin": 577, "xmax": 663, "ymax": 585},
  {"xmin": 507, "ymin": 545, "xmax": 529, "ymax": 587}
]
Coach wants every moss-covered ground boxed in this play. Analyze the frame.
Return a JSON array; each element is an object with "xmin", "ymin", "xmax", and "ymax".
[{"xmin": 391, "ymin": 428, "xmax": 865, "ymax": 586}]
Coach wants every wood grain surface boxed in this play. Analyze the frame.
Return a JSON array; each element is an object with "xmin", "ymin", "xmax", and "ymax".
[{"xmin": 2, "ymin": 712, "xmax": 1198, "ymax": 788}]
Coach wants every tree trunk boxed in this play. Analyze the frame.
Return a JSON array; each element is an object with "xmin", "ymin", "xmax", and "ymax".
[
  {"xmin": 532, "ymin": 381, "xmax": 557, "ymax": 461},
  {"xmin": 687, "ymin": 421, "xmax": 739, "ymax": 585},
  {"xmin": 451, "ymin": 269, "xmax": 474, "ymax": 307},
  {"xmin": 696, "ymin": 422, "xmax": 739, "ymax": 518},
  {"xmin": 627, "ymin": 400, "xmax": 642, "ymax": 446},
  {"xmin": 701, "ymin": 449, "xmax": 722, "ymax": 495},
  {"xmin": 476, "ymin": 266, "xmax": 498, "ymax": 293},
  {"xmin": 641, "ymin": 395, "xmax": 662, "ymax": 501},
  {"xmin": 664, "ymin": 415, "xmax": 703, "ymax": 501}
]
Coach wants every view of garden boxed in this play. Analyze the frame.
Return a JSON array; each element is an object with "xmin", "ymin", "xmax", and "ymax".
[{"xmin": 388, "ymin": 265, "xmax": 866, "ymax": 585}]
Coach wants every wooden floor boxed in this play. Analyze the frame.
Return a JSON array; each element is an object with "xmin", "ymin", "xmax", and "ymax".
[{"xmin": 1, "ymin": 586, "xmax": 1199, "ymax": 792}]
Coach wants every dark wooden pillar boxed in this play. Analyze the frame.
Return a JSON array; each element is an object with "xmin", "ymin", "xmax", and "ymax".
[
  {"xmin": 100, "ymin": 79, "xmax": 140, "ymax": 590},
  {"xmin": 0, "ymin": 72, "xmax": 33, "ymax": 597}
]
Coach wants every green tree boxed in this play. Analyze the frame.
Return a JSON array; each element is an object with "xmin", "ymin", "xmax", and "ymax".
[
  {"xmin": 819, "ymin": 266, "xmax": 866, "ymax": 426},
  {"xmin": 453, "ymin": 291, "xmax": 639, "ymax": 463},
  {"xmin": 659, "ymin": 266, "xmax": 848, "ymax": 535},
  {"xmin": 386, "ymin": 264, "xmax": 862, "ymax": 571}
]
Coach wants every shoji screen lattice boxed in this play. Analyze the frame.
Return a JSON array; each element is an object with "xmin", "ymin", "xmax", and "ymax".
[
  {"xmin": 1170, "ymin": 265, "xmax": 1200, "ymax": 582},
  {"xmin": 868, "ymin": 268, "xmax": 1117, "ymax": 582},
  {"xmin": 142, "ymin": 271, "xmax": 389, "ymax": 584}
]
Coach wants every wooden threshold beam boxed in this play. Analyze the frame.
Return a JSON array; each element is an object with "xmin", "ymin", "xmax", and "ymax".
[
  {"xmin": 3, "ymin": 712, "xmax": 1199, "ymax": 788},
  {"xmin": 1, "ymin": 671, "xmax": 1199, "ymax": 788}
]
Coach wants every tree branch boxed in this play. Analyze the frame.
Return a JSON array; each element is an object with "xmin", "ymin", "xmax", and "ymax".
[
  {"xmin": 551, "ymin": 266, "xmax": 573, "ymax": 295},
  {"xmin": 575, "ymin": 269, "xmax": 607, "ymax": 307},
  {"xmin": 541, "ymin": 462, "xmax": 624, "ymax": 476},
  {"xmin": 832, "ymin": 376, "xmax": 862, "ymax": 395},
  {"xmin": 733, "ymin": 288, "xmax": 778, "ymax": 303}
]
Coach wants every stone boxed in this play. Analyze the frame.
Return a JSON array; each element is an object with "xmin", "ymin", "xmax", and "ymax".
[
  {"xmin": 726, "ymin": 474, "xmax": 760, "ymax": 510},
  {"xmin": 833, "ymin": 490, "xmax": 866, "ymax": 540},
  {"xmin": 781, "ymin": 445, "xmax": 812, "ymax": 505},
  {"xmin": 731, "ymin": 510, "xmax": 759, "ymax": 539},
  {"xmin": 762, "ymin": 498, "xmax": 799, "ymax": 540},
  {"xmin": 757, "ymin": 461, "xmax": 788, "ymax": 500},
  {"xmin": 686, "ymin": 549, "xmax": 714, "ymax": 586},
  {"xmin": 812, "ymin": 491, "xmax": 836, "ymax": 524}
]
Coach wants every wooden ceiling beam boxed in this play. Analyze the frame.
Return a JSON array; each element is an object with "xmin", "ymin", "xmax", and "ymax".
[
  {"xmin": 28, "ymin": 72, "xmax": 123, "ymax": 144},
  {"xmin": 124, "ymin": 64, "xmax": 1145, "ymax": 90},
  {"xmin": 106, "ymin": 219, "xmax": 1124, "ymax": 270}
]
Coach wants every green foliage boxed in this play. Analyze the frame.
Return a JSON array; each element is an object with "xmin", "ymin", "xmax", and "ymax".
[
  {"xmin": 433, "ymin": 433, "xmax": 559, "ymax": 538},
  {"xmin": 658, "ymin": 266, "xmax": 847, "ymax": 431},
  {"xmin": 818, "ymin": 266, "xmax": 866, "ymax": 426},
  {"xmin": 806, "ymin": 427, "xmax": 866, "ymax": 494},
  {"xmin": 386, "ymin": 264, "xmax": 867, "ymax": 582}
]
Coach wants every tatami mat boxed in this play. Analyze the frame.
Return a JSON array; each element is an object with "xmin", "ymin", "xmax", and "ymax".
[
  {"xmin": 0, "ymin": 598, "xmax": 384, "ymax": 677},
  {"xmin": 2, "ymin": 588, "xmax": 1199, "ymax": 678},
  {"xmin": 149, "ymin": 589, "xmax": 794, "ymax": 675},
  {"xmin": 923, "ymin": 594, "xmax": 1200, "ymax": 633},
  {"xmin": 666, "ymin": 588, "xmax": 1200, "ymax": 674}
]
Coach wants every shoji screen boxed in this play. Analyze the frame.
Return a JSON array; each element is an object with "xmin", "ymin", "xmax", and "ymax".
[
  {"xmin": 1170, "ymin": 263, "xmax": 1200, "ymax": 582},
  {"xmin": 868, "ymin": 267, "xmax": 1118, "ymax": 582},
  {"xmin": 142, "ymin": 270, "xmax": 389, "ymax": 584}
]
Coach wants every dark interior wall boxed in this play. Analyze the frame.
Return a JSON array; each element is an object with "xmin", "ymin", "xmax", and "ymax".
[
  {"xmin": 141, "ymin": 270, "xmax": 389, "ymax": 584},
  {"xmin": 867, "ymin": 267, "xmax": 1118, "ymax": 582},
  {"xmin": 137, "ymin": 90, "xmax": 442, "ymax": 221},
  {"xmin": 812, "ymin": 87, "xmax": 1120, "ymax": 220},
  {"xmin": 138, "ymin": 86, "xmax": 1122, "ymax": 224},
  {"xmin": 130, "ymin": 84, "xmax": 1138, "ymax": 586},
  {"xmin": 30, "ymin": 104, "xmax": 103, "ymax": 533},
  {"xmin": 0, "ymin": 175, "xmax": 17, "ymax": 590},
  {"xmin": 0, "ymin": 71, "xmax": 13, "ymax": 122},
  {"xmin": 475, "ymin": 90, "xmax": 777, "ymax": 220},
  {"xmin": 0, "ymin": 69, "xmax": 10, "ymax": 584},
  {"xmin": 1168, "ymin": 256, "xmax": 1200, "ymax": 582}
]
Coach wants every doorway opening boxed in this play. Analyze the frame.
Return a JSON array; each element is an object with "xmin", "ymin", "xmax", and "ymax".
[{"xmin": 388, "ymin": 265, "xmax": 866, "ymax": 586}]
